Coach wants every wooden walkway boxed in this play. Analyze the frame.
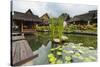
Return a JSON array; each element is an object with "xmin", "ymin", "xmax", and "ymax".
[{"xmin": 11, "ymin": 35, "xmax": 38, "ymax": 66}]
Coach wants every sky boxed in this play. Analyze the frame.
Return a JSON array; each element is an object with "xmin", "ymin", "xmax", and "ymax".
[{"xmin": 12, "ymin": 0, "xmax": 97, "ymax": 17}]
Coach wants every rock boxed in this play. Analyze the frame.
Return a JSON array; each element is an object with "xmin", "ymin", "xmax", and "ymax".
[
  {"xmin": 53, "ymin": 35, "xmax": 68, "ymax": 43},
  {"xmin": 53, "ymin": 38, "xmax": 60, "ymax": 43},
  {"xmin": 89, "ymin": 47, "xmax": 94, "ymax": 50},
  {"xmin": 61, "ymin": 35, "xmax": 68, "ymax": 41}
]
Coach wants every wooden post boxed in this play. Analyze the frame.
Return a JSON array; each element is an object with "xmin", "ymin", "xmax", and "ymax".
[
  {"xmin": 21, "ymin": 21, "xmax": 23, "ymax": 32},
  {"xmin": 88, "ymin": 20, "xmax": 90, "ymax": 25},
  {"xmin": 73, "ymin": 21, "xmax": 75, "ymax": 24}
]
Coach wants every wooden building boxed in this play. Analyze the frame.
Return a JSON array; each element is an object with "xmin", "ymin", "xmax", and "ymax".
[
  {"xmin": 40, "ymin": 13, "xmax": 50, "ymax": 26},
  {"xmin": 12, "ymin": 9, "xmax": 42, "ymax": 33},
  {"xmin": 67, "ymin": 10, "xmax": 97, "ymax": 25}
]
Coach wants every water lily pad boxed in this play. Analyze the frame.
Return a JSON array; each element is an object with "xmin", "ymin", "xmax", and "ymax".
[
  {"xmin": 58, "ymin": 48, "xmax": 63, "ymax": 50},
  {"xmin": 51, "ymin": 61, "xmax": 56, "ymax": 64},
  {"xmin": 69, "ymin": 51, "xmax": 74, "ymax": 54},
  {"xmin": 89, "ymin": 47, "xmax": 94, "ymax": 50},
  {"xmin": 74, "ymin": 52, "xmax": 81, "ymax": 57},
  {"xmin": 78, "ymin": 43, "xmax": 83, "ymax": 46},
  {"xmin": 56, "ymin": 60, "xmax": 63, "ymax": 64},
  {"xmin": 48, "ymin": 53, "xmax": 54, "ymax": 58},
  {"xmin": 57, "ymin": 51, "xmax": 62, "ymax": 55},
  {"xmin": 78, "ymin": 56, "xmax": 84, "ymax": 60},
  {"xmin": 72, "ymin": 45, "xmax": 76, "ymax": 49},
  {"xmin": 89, "ymin": 56, "xmax": 96, "ymax": 61},
  {"xmin": 83, "ymin": 57, "xmax": 93, "ymax": 62},
  {"xmin": 65, "ymin": 56, "xmax": 72, "ymax": 61},
  {"xmin": 65, "ymin": 61, "xmax": 71, "ymax": 64},
  {"xmin": 63, "ymin": 50, "xmax": 69, "ymax": 53},
  {"xmin": 50, "ymin": 48, "xmax": 56, "ymax": 51},
  {"xmin": 78, "ymin": 50, "xmax": 84, "ymax": 54},
  {"xmin": 49, "ymin": 56, "xmax": 57, "ymax": 62}
]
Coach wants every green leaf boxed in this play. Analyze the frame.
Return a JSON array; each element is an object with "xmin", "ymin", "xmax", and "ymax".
[
  {"xmin": 57, "ymin": 51, "xmax": 62, "ymax": 55},
  {"xmin": 49, "ymin": 56, "xmax": 57, "ymax": 62},
  {"xmin": 89, "ymin": 56, "xmax": 96, "ymax": 61},
  {"xmin": 74, "ymin": 52, "xmax": 81, "ymax": 57},
  {"xmin": 83, "ymin": 57, "xmax": 93, "ymax": 62},
  {"xmin": 58, "ymin": 48, "xmax": 63, "ymax": 51},
  {"xmin": 56, "ymin": 60, "xmax": 63, "ymax": 64},
  {"xmin": 63, "ymin": 50, "xmax": 70, "ymax": 54},
  {"xmin": 50, "ymin": 48, "xmax": 56, "ymax": 51},
  {"xmin": 48, "ymin": 53, "xmax": 54, "ymax": 58},
  {"xmin": 65, "ymin": 56, "xmax": 72, "ymax": 61}
]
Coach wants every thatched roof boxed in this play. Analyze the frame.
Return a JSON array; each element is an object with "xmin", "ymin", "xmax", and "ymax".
[
  {"xmin": 39, "ymin": 13, "xmax": 50, "ymax": 26},
  {"xmin": 12, "ymin": 9, "xmax": 42, "ymax": 22},
  {"xmin": 67, "ymin": 10, "xmax": 97, "ymax": 23},
  {"xmin": 40, "ymin": 13, "xmax": 50, "ymax": 19}
]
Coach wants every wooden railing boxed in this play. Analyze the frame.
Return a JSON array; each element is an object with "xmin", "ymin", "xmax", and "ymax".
[{"xmin": 22, "ymin": 29, "xmax": 36, "ymax": 33}]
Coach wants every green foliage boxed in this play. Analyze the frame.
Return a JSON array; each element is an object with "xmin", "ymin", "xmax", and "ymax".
[
  {"xmin": 49, "ymin": 18, "xmax": 55, "ymax": 41},
  {"xmin": 65, "ymin": 24, "xmax": 77, "ymax": 32},
  {"xmin": 59, "ymin": 13, "xmax": 70, "ymax": 20},
  {"xmin": 36, "ymin": 26, "xmax": 50, "ymax": 31},
  {"xmin": 64, "ymin": 23, "xmax": 97, "ymax": 33},
  {"xmin": 56, "ymin": 60, "xmax": 63, "ymax": 64},
  {"xmin": 58, "ymin": 18, "xmax": 64, "ymax": 40},
  {"xmin": 57, "ymin": 51, "xmax": 62, "ymax": 55},
  {"xmin": 49, "ymin": 17, "xmax": 64, "ymax": 42},
  {"xmin": 65, "ymin": 56, "xmax": 72, "ymax": 62}
]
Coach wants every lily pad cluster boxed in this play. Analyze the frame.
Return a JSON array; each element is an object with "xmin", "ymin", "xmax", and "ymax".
[{"xmin": 48, "ymin": 43, "xmax": 97, "ymax": 64}]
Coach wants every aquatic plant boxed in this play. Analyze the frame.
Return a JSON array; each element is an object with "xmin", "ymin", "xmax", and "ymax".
[
  {"xmin": 57, "ymin": 18, "xmax": 64, "ymax": 40},
  {"xmin": 48, "ymin": 43, "xmax": 96, "ymax": 64},
  {"xmin": 57, "ymin": 51, "xmax": 62, "ymax": 55},
  {"xmin": 49, "ymin": 17, "xmax": 64, "ymax": 43},
  {"xmin": 56, "ymin": 60, "xmax": 63, "ymax": 64},
  {"xmin": 49, "ymin": 18, "xmax": 55, "ymax": 41},
  {"xmin": 65, "ymin": 56, "xmax": 72, "ymax": 62}
]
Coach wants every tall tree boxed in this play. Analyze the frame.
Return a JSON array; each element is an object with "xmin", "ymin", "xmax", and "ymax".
[{"xmin": 59, "ymin": 13, "xmax": 70, "ymax": 21}]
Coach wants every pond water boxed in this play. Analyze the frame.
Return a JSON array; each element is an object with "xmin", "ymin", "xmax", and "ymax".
[
  {"xmin": 25, "ymin": 32, "xmax": 97, "ymax": 51},
  {"xmin": 25, "ymin": 32, "xmax": 97, "ymax": 65}
]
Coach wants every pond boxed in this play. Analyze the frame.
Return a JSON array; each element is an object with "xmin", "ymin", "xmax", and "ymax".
[{"xmin": 25, "ymin": 32, "xmax": 97, "ymax": 51}]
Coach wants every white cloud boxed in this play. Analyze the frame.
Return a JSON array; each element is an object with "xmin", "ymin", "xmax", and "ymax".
[{"xmin": 12, "ymin": 0, "xmax": 97, "ymax": 17}]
